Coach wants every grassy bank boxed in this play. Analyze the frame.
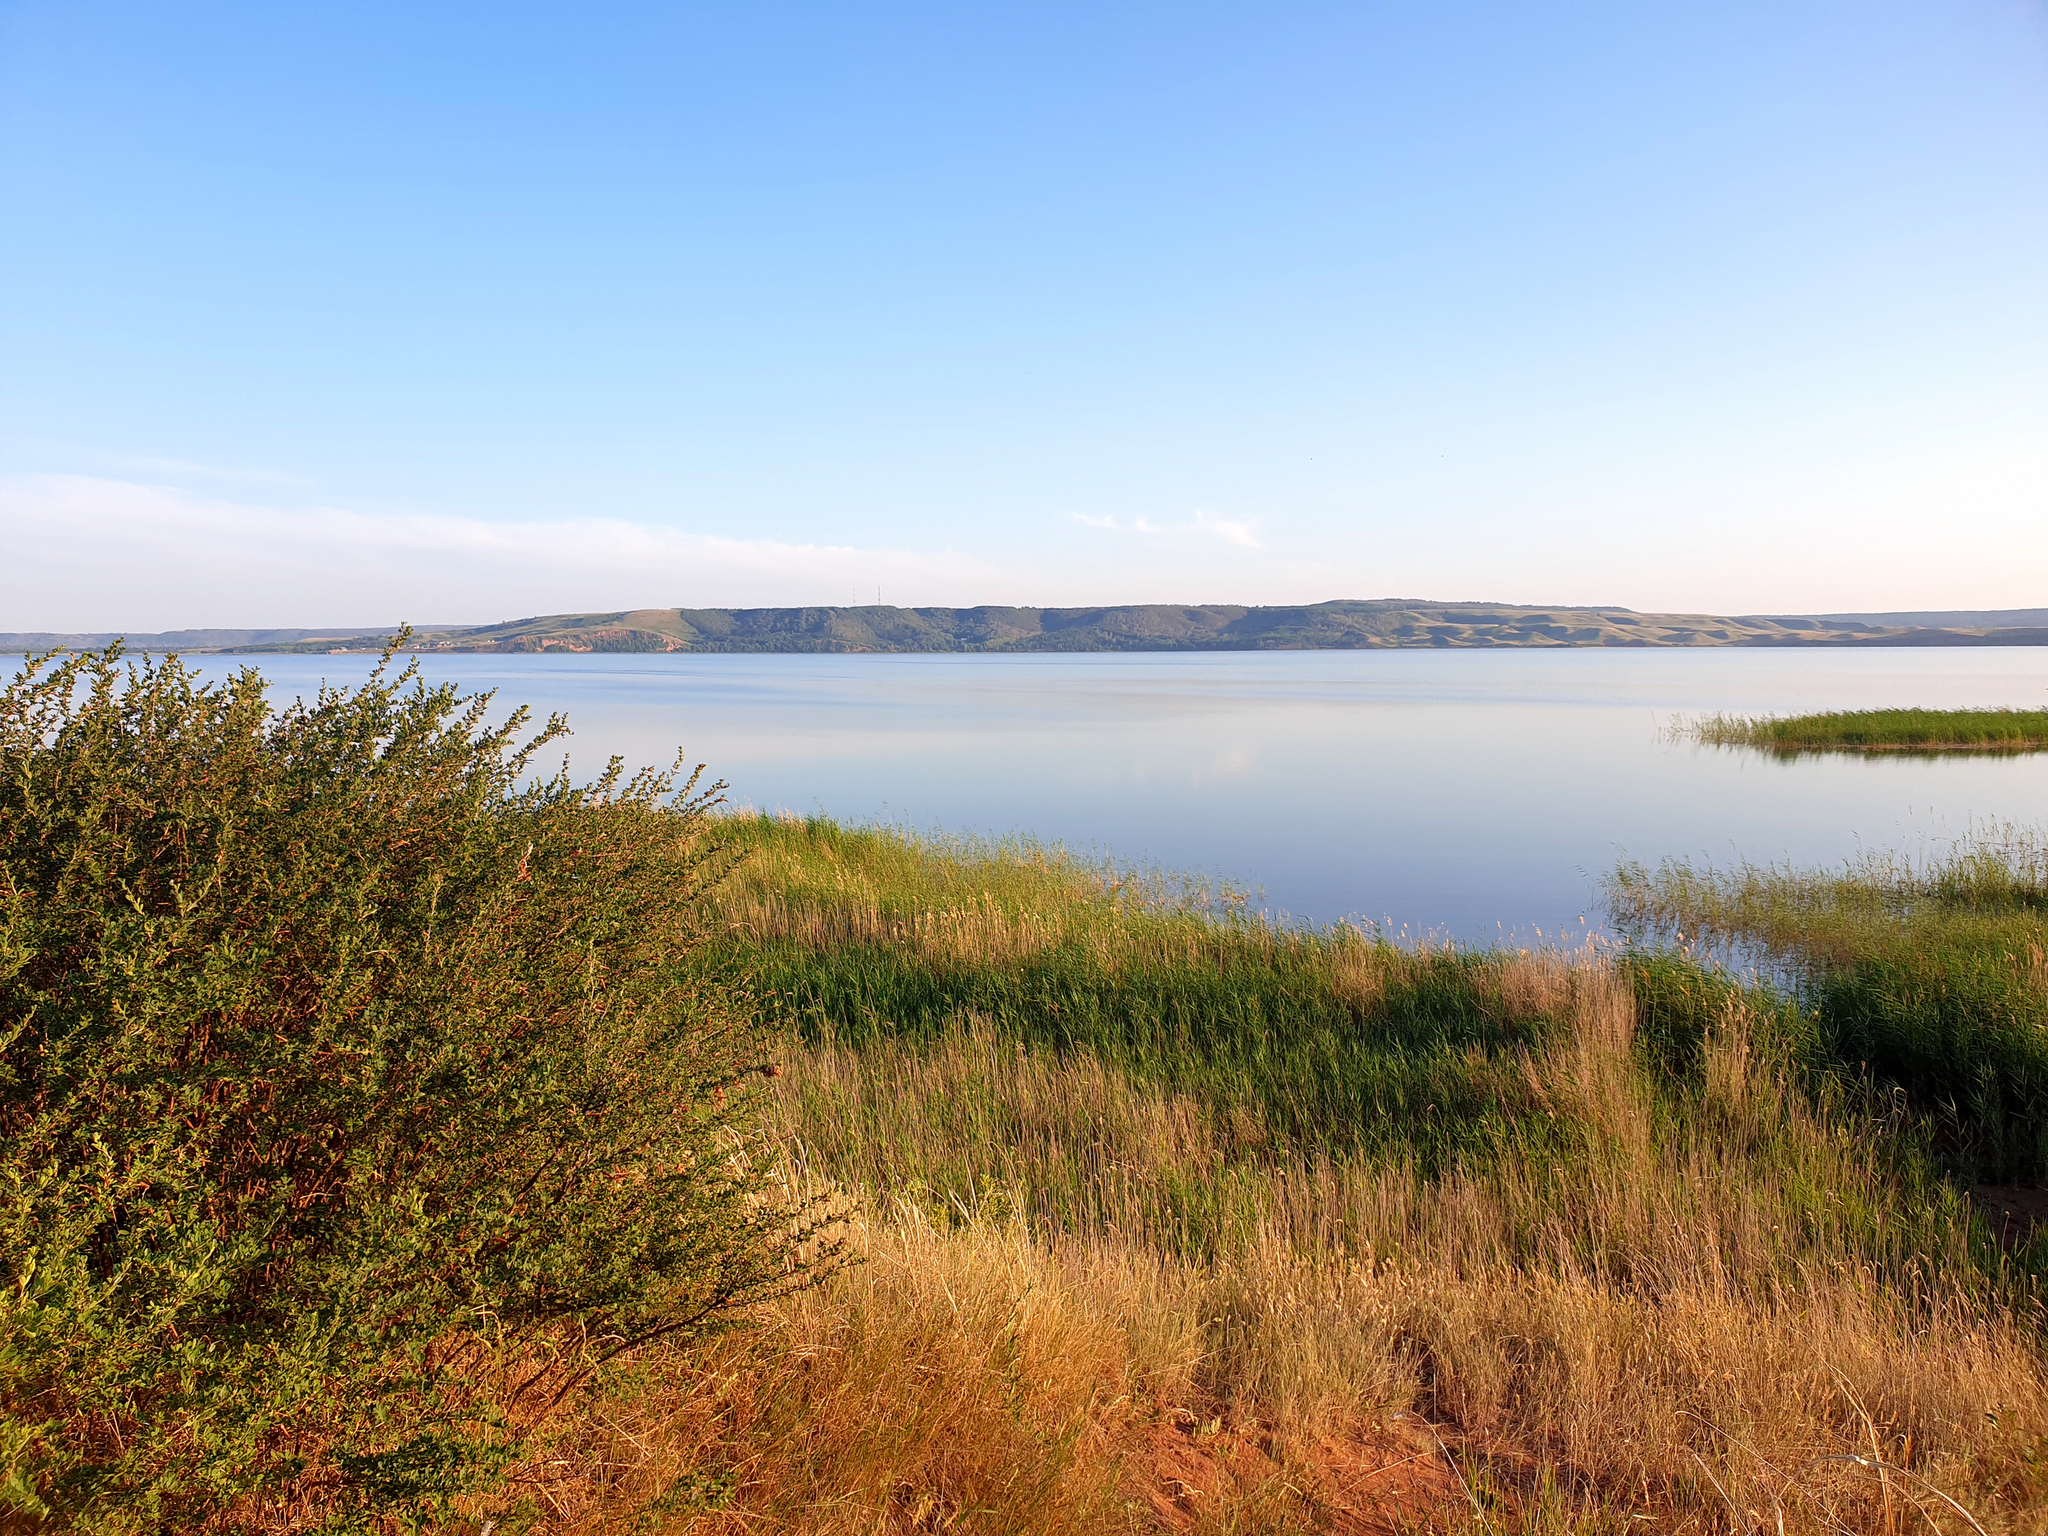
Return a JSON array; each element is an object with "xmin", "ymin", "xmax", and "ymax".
[
  {"xmin": 486, "ymin": 816, "xmax": 2048, "ymax": 1534},
  {"xmin": 11, "ymin": 645, "xmax": 2046, "ymax": 1533},
  {"xmin": 1681, "ymin": 707, "xmax": 2048, "ymax": 753},
  {"xmin": 1609, "ymin": 829, "xmax": 2048, "ymax": 1184}
]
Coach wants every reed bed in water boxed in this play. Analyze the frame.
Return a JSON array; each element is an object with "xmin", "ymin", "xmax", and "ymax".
[
  {"xmin": 1609, "ymin": 827, "xmax": 2048, "ymax": 1183},
  {"xmin": 491, "ymin": 815, "xmax": 2048, "ymax": 1535},
  {"xmin": 1678, "ymin": 707, "xmax": 2048, "ymax": 754}
]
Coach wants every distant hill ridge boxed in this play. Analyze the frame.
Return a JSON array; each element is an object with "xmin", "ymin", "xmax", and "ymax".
[{"xmin": 6, "ymin": 601, "xmax": 2047, "ymax": 654}]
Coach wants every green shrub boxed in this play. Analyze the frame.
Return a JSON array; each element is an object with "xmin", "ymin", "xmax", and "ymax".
[{"xmin": 0, "ymin": 645, "xmax": 806, "ymax": 1531}]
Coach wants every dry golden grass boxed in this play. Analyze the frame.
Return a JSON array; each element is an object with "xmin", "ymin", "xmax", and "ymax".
[{"xmin": 474, "ymin": 945, "xmax": 2048, "ymax": 1536}]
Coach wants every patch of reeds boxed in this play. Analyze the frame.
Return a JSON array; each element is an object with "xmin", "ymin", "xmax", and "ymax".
[
  {"xmin": 452, "ymin": 814, "xmax": 2048, "ymax": 1534},
  {"xmin": 501, "ymin": 952, "xmax": 2046, "ymax": 1534},
  {"xmin": 705, "ymin": 814, "xmax": 1629, "ymax": 1180},
  {"xmin": 1678, "ymin": 707, "xmax": 2048, "ymax": 754},
  {"xmin": 1609, "ymin": 826, "xmax": 2048, "ymax": 1181}
]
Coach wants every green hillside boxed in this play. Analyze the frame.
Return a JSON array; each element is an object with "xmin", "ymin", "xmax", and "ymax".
[{"xmin": 172, "ymin": 600, "xmax": 2048, "ymax": 654}]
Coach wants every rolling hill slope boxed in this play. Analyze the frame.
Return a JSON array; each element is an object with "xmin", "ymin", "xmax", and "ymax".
[{"xmin": 7, "ymin": 602, "xmax": 2046, "ymax": 654}]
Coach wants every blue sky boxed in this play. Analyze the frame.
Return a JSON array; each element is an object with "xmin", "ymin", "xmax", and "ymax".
[{"xmin": 2, "ymin": 0, "xmax": 2043, "ymax": 627}]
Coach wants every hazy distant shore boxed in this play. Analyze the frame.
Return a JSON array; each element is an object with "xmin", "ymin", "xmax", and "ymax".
[{"xmin": 7, "ymin": 600, "xmax": 2048, "ymax": 656}]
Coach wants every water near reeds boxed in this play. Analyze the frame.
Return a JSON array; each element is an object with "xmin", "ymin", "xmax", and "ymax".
[{"xmin": 203, "ymin": 647, "xmax": 2048, "ymax": 939}]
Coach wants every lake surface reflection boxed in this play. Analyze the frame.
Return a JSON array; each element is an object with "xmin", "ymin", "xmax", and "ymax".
[{"xmin": 207, "ymin": 648, "xmax": 2048, "ymax": 941}]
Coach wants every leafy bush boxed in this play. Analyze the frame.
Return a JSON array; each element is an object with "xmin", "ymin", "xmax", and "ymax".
[{"xmin": 0, "ymin": 645, "xmax": 806, "ymax": 1531}]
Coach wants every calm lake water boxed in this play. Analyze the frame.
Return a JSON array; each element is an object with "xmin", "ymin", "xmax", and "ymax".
[{"xmin": 205, "ymin": 648, "xmax": 2048, "ymax": 941}]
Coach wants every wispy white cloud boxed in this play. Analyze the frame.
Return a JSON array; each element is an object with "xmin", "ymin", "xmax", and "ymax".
[
  {"xmin": 0, "ymin": 474, "xmax": 1009, "ymax": 630},
  {"xmin": 1070, "ymin": 509, "xmax": 1265, "ymax": 549},
  {"xmin": 8, "ymin": 467, "xmax": 2039, "ymax": 627}
]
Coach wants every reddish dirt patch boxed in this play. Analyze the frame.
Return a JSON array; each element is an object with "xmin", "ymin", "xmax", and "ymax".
[
  {"xmin": 1971, "ymin": 1185, "xmax": 2048, "ymax": 1250},
  {"xmin": 1132, "ymin": 1408, "xmax": 1465, "ymax": 1533}
]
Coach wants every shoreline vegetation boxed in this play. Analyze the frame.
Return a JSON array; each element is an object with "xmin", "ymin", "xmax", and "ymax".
[
  {"xmin": 5, "ymin": 651, "xmax": 2046, "ymax": 1532},
  {"xmin": 1680, "ymin": 707, "xmax": 2048, "ymax": 754},
  {"xmin": 7, "ymin": 599, "xmax": 2048, "ymax": 655}
]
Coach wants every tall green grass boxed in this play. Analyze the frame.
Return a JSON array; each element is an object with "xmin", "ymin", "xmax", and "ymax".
[
  {"xmin": 708, "ymin": 815, "xmax": 1612, "ymax": 1181},
  {"xmin": 1608, "ymin": 827, "xmax": 2048, "ymax": 1180},
  {"xmin": 561, "ymin": 812, "xmax": 2048, "ymax": 1535},
  {"xmin": 1682, "ymin": 706, "xmax": 2048, "ymax": 753},
  {"xmin": 706, "ymin": 814, "xmax": 2038, "ymax": 1279}
]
